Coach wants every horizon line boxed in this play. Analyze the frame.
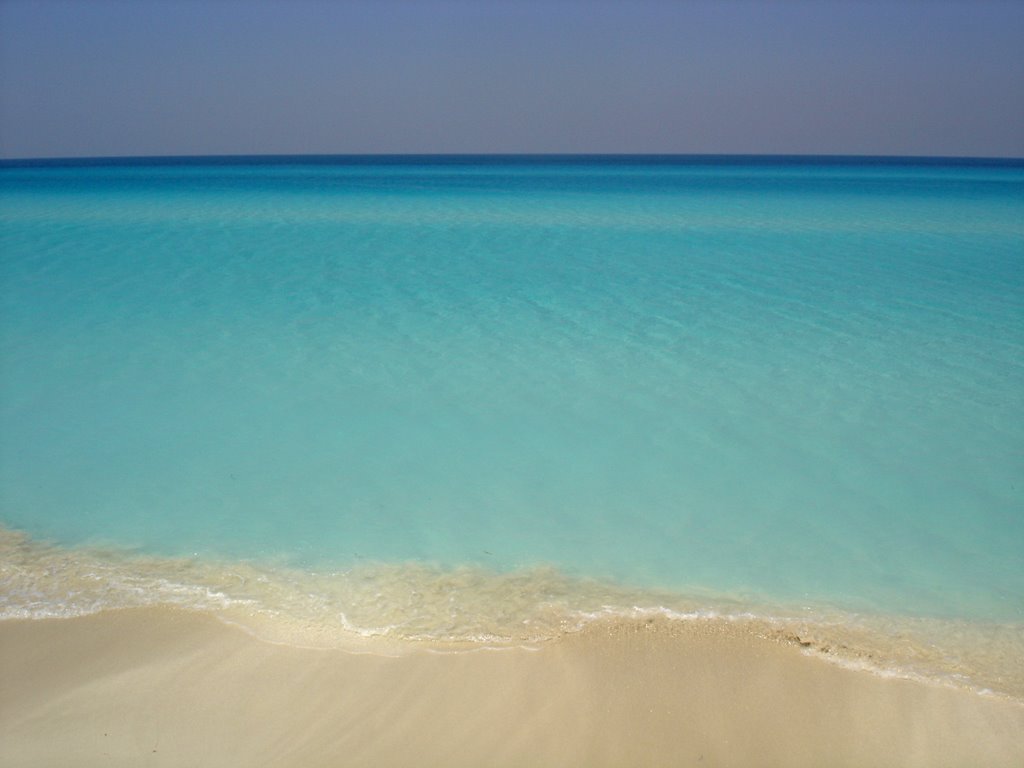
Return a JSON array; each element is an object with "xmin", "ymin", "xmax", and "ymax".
[{"xmin": 2, "ymin": 151, "xmax": 1023, "ymax": 167}]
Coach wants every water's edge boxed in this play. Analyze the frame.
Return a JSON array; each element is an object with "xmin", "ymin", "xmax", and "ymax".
[{"xmin": 3, "ymin": 526, "xmax": 1021, "ymax": 702}]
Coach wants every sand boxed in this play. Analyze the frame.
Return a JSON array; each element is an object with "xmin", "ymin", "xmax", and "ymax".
[{"xmin": 1, "ymin": 608, "xmax": 1022, "ymax": 767}]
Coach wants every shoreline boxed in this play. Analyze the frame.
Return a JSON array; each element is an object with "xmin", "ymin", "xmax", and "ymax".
[
  {"xmin": 4, "ymin": 525, "xmax": 1023, "ymax": 701},
  {"xmin": 2, "ymin": 608, "xmax": 1023, "ymax": 767}
]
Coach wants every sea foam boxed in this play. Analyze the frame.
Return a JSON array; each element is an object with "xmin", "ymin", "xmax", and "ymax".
[{"xmin": 3, "ymin": 526, "xmax": 1022, "ymax": 700}]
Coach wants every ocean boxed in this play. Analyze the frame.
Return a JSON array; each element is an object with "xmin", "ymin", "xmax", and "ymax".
[{"xmin": 2, "ymin": 156, "xmax": 1022, "ymax": 694}]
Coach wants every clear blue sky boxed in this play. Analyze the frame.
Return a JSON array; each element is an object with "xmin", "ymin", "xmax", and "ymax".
[{"xmin": 1, "ymin": 0, "xmax": 1022, "ymax": 158}]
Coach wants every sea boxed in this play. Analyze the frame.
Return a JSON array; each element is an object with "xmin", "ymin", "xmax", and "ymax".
[{"xmin": 2, "ymin": 155, "xmax": 1022, "ymax": 695}]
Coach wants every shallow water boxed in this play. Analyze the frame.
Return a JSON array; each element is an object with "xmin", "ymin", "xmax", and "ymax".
[{"xmin": 1, "ymin": 156, "xmax": 1022, "ymax": 691}]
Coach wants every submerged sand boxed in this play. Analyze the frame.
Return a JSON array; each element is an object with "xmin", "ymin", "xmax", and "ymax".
[{"xmin": 1, "ymin": 608, "xmax": 1022, "ymax": 767}]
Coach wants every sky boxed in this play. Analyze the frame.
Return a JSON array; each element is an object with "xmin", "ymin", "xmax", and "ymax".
[{"xmin": 1, "ymin": 0, "xmax": 1022, "ymax": 159}]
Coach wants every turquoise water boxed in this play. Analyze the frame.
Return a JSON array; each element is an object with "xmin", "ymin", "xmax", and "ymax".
[{"xmin": 2, "ymin": 157, "xmax": 1023, "ymax": 687}]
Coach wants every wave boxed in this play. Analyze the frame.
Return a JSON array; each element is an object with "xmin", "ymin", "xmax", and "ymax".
[{"xmin": 2, "ymin": 525, "xmax": 1022, "ymax": 700}]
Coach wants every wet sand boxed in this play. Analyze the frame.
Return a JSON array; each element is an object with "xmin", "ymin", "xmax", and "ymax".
[{"xmin": 1, "ymin": 608, "xmax": 1022, "ymax": 767}]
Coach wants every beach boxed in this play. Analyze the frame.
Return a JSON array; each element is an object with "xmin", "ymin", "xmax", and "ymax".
[
  {"xmin": 2, "ymin": 157, "xmax": 1022, "ymax": 766},
  {"xmin": 3, "ymin": 0, "xmax": 1023, "ymax": 762},
  {"xmin": 2, "ymin": 608, "xmax": 1022, "ymax": 767}
]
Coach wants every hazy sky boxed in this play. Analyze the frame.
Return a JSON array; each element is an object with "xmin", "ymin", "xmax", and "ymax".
[{"xmin": 1, "ymin": 0, "xmax": 1022, "ymax": 158}]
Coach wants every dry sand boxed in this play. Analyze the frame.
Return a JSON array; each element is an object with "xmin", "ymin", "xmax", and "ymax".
[{"xmin": 1, "ymin": 608, "xmax": 1022, "ymax": 767}]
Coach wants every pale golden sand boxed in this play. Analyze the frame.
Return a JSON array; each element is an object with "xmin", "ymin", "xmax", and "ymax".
[{"xmin": 1, "ymin": 608, "xmax": 1022, "ymax": 767}]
